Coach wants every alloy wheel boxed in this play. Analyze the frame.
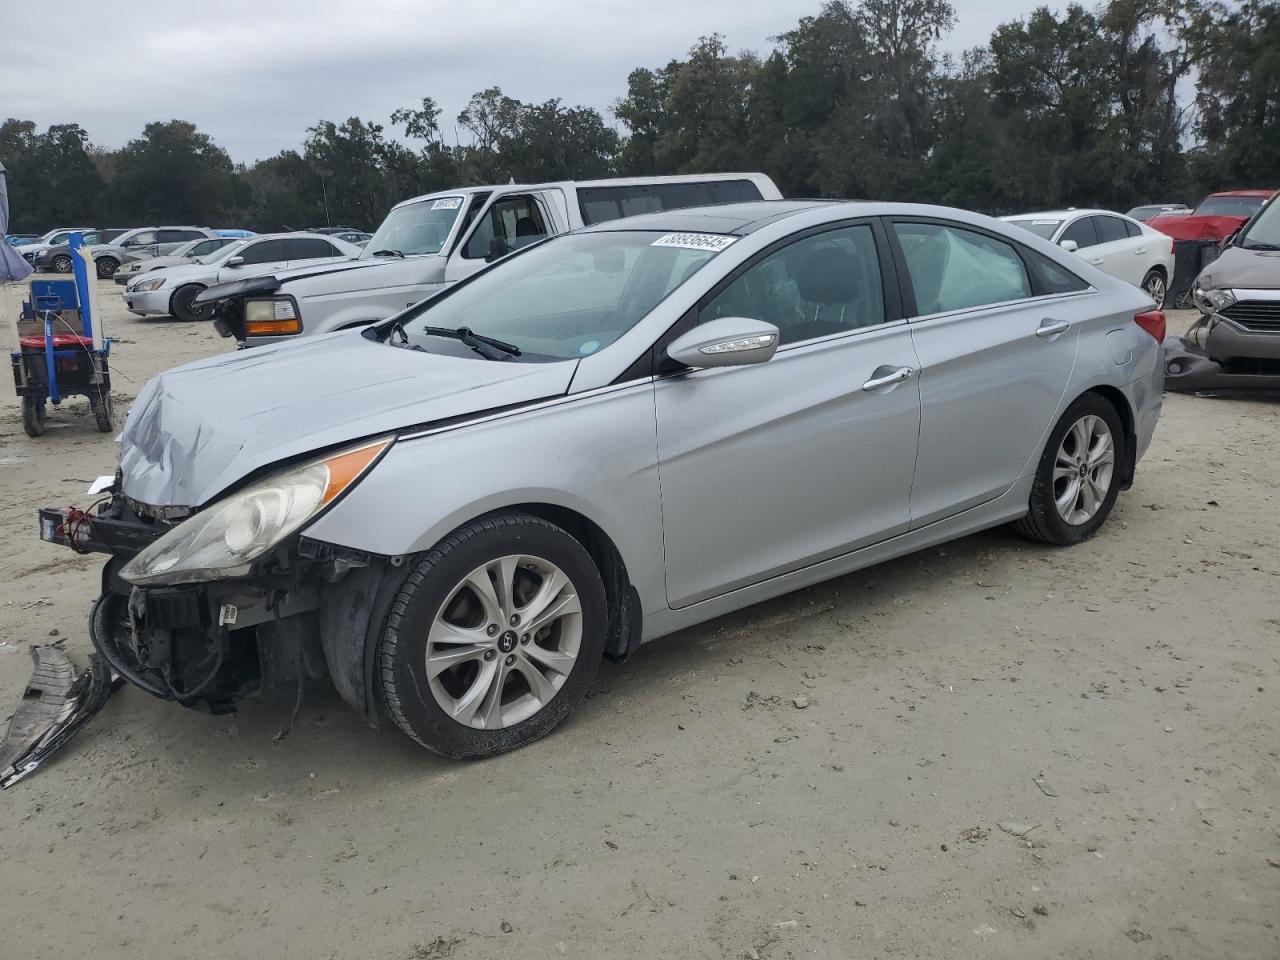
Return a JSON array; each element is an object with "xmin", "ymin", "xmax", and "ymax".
[
  {"xmin": 425, "ymin": 554, "xmax": 583, "ymax": 730},
  {"xmin": 1144, "ymin": 273, "xmax": 1166, "ymax": 309},
  {"xmin": 1053, "ymin": 415, "xmax": 1115, "ymax": 525}
]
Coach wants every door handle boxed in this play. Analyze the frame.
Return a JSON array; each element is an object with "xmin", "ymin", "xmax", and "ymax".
[
  {"xmin": 862, "ymin": 366, "xmax": 915, "ymax": 391},
  {"xmin": 1089, "ymin": 258, "xmax": 1104, "ymax": 265},
  {"xmin": 1036, "ymin": 318, "xmax": 1071, "ymax": 338},
  {"xmin": 1133, "ymin": 248, "xmax": 1147, "ymax": 255}
]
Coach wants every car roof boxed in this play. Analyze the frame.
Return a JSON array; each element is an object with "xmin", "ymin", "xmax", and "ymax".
[
  {"xmin": 579, "ymin": 200, "xmax": 843, "ymax": 236},
  {"xmin": 1004, "ymin": 209, "xmax": 1127, "ymax": 220},
  {"xmin": 1208, "ymin": 189, "xmax": 1275, "ymax": 198}
]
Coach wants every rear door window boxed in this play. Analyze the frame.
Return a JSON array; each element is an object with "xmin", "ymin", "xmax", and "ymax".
[
  {"xmin": 237, "ymin": 239, "xmax": 289, "ymax": 265},
  {"xmin": 892, "ymin": 221, "xmax": 1032, "ymax": 316},
  {"xmin": 1123, "ymin": 219, "xmax": 1142, "ymax": 238},
  {"xmin": 1060, "ymin": 218, "xmax": 1098, "ymax": 249},
  {"xmin": 287, "ymin": 238, "xmax": 342, "ymax": 260},
  {"xmin": 1095, "ymin": 216, "xmax": 1128, "ymax": 244},
  {"xmin": 1025, "ymin": 249, "xmax": 1090, "ymax": 295}
]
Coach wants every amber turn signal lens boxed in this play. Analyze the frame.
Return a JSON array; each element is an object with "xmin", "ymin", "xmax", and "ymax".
[
  {"xmin": 244, "ymin": 318, "xmax": 302, "ymax": 336},
  {"xmin": 321, "ymin": 439, "xmax": 391, "ymax": 504}
]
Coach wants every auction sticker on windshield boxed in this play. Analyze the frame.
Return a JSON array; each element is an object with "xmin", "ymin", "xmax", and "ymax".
[
  {"xmin": 432, "ymin": 197, "xmax": 464, "ymax": 210},
  {"xmin": 651, "ymin": 233, "xmax": 738, "ymax": 252}
]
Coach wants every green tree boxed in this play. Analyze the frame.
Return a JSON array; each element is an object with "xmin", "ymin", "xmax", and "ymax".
[
  {"xmin": 1187, "ymin": 0, "xmax": 1280, "ymax": 188},
  {"xmin": 0, "ymin": 119, "xmax": 107, "ymax": 231},
  {"xmin": 110, "ymin": 120, "xmax": 245, "ymax": 226}
]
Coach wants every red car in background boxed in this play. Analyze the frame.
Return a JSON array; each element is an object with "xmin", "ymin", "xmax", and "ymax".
[{"xmin": 1148, "ymin": 189, "xmax": 1275, "ymax": 243}]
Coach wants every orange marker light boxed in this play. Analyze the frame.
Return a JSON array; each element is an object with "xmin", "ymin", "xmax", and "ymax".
[{"xmin": 321, "ymin": 440, "xmax": 391, "ymax": 504}]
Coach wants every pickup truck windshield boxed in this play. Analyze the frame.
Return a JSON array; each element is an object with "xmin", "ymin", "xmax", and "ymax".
[
  {"xmin": 398, "ymin": 231, "xmax": 727, "ymax": 360},
  {"xmin": 1195, "ymin": 196, "xmax": 1268, "ymax": 218},
  {"xmin": 360, "ymin": 196, "xmax": 466, "ymax": 258}
]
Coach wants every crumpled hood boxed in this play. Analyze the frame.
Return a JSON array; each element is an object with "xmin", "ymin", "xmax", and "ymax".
[
  {"xmin": 1148, "ymin": 213, "xmax": 1248, "ymax": 242},
  {"xmin": 119, "ymin": 331, "xmax": 577, "ymax": 508},
  {"xmin": 1197, "ymin": 244, "xmax": 1280, "ymax": 290}
]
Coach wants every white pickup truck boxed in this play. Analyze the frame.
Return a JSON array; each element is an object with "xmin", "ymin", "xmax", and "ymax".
[{"xmin": 201, "ymin": 173, "xmax": 781, "ymax": 347}]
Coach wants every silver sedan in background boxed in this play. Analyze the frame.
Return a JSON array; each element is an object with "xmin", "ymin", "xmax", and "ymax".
[{"xmin": 40, "ymin": 201, "xmax": 1163, "ymax": 760}]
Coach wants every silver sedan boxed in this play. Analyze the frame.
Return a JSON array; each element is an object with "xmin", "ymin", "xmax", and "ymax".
[{"xmin": 40, "ymin": 200, "xmax": 1164, "ymax": 760}]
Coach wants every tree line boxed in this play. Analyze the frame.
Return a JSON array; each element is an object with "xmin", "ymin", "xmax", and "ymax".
[{"xmin": 2, "ymin": 0, "xmax": 1276, "ymax": 234}]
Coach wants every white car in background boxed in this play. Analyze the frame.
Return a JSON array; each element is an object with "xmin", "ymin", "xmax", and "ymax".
[
  {"xmin": 1003, "ymin": 209, "xmax": 1174, "ymax": 308},
  {"xmin": 124, "ymin": 233, "xmax": 360, "ymax": 321}
]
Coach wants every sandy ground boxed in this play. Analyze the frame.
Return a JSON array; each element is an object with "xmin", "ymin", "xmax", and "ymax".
[{"xmin": 0, "ymin": 286, "xmax": 1277, "ymax": 960}]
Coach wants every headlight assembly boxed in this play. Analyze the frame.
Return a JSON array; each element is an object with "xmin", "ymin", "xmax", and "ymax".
[
  {"xmin": 1192, "ymin": 286, "xmax": 1236, "ymax": 314},
  {"xmin": 244, "ymin": 297, "xmax": 301, "ymax": 336},
  {"xmin": 132, "ymin": 276, "xmax": 165, "ymax": 292},
  {"xmin": 121, "ymin": 436, "xmax": 392, "ymax": 585}
]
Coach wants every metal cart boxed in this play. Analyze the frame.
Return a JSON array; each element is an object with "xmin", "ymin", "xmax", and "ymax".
[{"xmin": 10, "ymin": 275, "xmax": 114, "ymax": 437}]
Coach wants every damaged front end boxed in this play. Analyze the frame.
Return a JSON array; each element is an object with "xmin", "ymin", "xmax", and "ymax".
[
  {"xmin": 1165, "ymin": 304, "xmax": 1280, "ymax": 395},
  {"xmin": 35, "ymin": 436, "xmax": 400, "ymax": 722}
]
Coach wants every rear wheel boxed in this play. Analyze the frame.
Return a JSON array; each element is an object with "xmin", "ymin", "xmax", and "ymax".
[
  {"xmin": 21, "ymin": 396, "xmax": 47, "ymax": 437},
  {"xmin": 95, "ymin": 256, "xmax": 119, "ymax": 279},
  {"xmin": 377, "ymin": 513, "xmax": 608, "ymax": 759},
  {"xmin": 171, "ymin": 284, "xmax": 208, "ymax": 322},
  {"xmin": 51, "ymin": 254, "xmax": 73, "ymax": 274},
  {"xmin": 1141, "ymin": 269, "xmax": 1167, "ymax": 309},
  {"xmin": 1013, "ymin": 394, "xmax": 1126, "ymax": 546}
]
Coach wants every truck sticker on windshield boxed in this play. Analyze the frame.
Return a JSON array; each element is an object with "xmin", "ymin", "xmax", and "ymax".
[
  {"xmin": 651, "ymin": 233, "xmax": 738, "ymax": 252},
  {"xmin": 431, "ymin": 197, "xmax": 464, "ymax": 210}
]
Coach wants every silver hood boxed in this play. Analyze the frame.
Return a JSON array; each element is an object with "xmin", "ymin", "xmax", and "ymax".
[{"xmin": 119, "ymin": 331, "xmax": 577, "ymax": 508}]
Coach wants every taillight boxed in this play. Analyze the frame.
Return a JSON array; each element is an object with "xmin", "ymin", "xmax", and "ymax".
[{"xmin": 1135, "ymin": 309, "xmax": 1165, "ymax": 343}]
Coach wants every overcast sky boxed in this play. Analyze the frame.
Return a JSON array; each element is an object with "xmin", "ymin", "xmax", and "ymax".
[{"xmin": 4, "ymin": 0, "xmax": 1046, "ymax": 163}]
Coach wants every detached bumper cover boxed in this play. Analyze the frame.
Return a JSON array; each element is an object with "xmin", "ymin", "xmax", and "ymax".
[
  {"xmin": 1164, "ymin": 332, "xmax": 1280, "ymax": 394},
  {"xmin": 0, "ymin": 643, "xmax": 117, "ymax": 789}
]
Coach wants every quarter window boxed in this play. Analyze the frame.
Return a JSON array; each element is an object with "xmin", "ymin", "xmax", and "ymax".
[
  {"xmin": 893, "ymin": 222, "xmax": 1032, "ymax": 315},
  {"xmin": 699, "ymin": 224, "xmax": 886, "ymax": 345},
  {"xmin": 1025, "ymin": 249, "xmax": 1090, "ymax": 294}
]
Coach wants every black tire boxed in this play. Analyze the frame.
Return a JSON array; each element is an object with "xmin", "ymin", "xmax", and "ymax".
[
  {"xmin": 95, "ymin": 256, "xmax": 119, "ymax": 279},
  {"xmin": 378, "ymin": 513, "xmax": 608, "ymax": 759},
  {"xmin": 90, "ymin": 391, "xmax": 114, "ymax": 432},
  {"xmin": 1141, "ymin": 268, "xmax": 1167, "ymax": 310},
  {"xmin": 170, "ymin": 284, "xmax": 208, "ymax": 322},
  {"xmin": 51, "ymin": 254, "xmax": 73, "ymax": 273},
  {"xmin": 21, "ymin": 396, "xmax": 47, "ymax": 437},
  {"xmin": 1013, "ymin": 393, "xmax": 1127, "ymax": 546}
]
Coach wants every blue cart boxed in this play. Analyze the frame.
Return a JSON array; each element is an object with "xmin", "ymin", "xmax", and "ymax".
[{"xmin": 10, "ymin": 273, "xmax": 114, "ymax": 437}]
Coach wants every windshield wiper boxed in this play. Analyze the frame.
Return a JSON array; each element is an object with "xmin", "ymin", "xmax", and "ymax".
[
  {"xmin": 422, "ymin": 326, "xmax": 521, "ymax": 359},
  {"xmin": 1240, "ymin": 240, "xmax": 1280, "ymax": 251},
  {"xmin": 371, "ymin": 248, "xmax": 404, "ymax": 258}
]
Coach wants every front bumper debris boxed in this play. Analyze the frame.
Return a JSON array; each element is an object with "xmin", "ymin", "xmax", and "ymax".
[
  {"xmin": 1164, "ymin": 314, "xmax": 1280, "ymax": 394},
  {"xmin": 0, "ymin": 643, "xmax": 118, "ymax": 789}
]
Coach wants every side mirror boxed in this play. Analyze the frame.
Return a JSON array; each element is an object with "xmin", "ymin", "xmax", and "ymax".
[
  {"xmin": 226, "ymin": 256, "xmax": 245, "ymax": 268},
  {"xmin": 1059, "ymin": 239, "xmax": 1079, "ymax": 253},
  {"xmin": 486, "ymin": 237, "xmax": 510, "ymax": 263},
  {"xmin": 667, "ymin": 317, "xmax": 780, "ymax": 369}
]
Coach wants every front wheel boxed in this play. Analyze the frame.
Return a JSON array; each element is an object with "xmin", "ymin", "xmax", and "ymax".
[
  {"xmin": 95, "ymin": 256, "xmax": 119, "ymax": 279},
  {"xmin": 22, "ymin": 396, "xmax": 47, "ymax": 437},
  {"xmin": 1141, "ymin": 269, "xmax": 1167, "ymax": 310},
  {"xmin": 378, "ymin": 513, "xmax": 609, "ymax": 759},
  {"xmin": 90, "ymin": 391, "xmax": 114, "ymax": 432},
  {"xmin": 51, "ymin": 254, "xmax": 73, "ymax": 273},
  {"xmin": 1013, "ymin": 394, "xmax": 1126, "ymax": 546},
  {"xmin": 171, "ymin": 284, "xmax": 208, "ymax": 322}
]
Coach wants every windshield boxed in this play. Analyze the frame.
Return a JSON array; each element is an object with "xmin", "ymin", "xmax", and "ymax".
[
  {"xmin": 397, "ymin": 231, "xmax": 728, "ymax": 360},
  {"xmin": 1007, "ymin": 219, "xmax": 1061, "ymax": 240},
  {"xmin": 360, "ymin": 196, "xmax": 466, "ymax": 258},
  {"xmin": 1195, "ymin": 195, "xmax": 1268, "ymax": 218},
  {"xmin": 1235, "ymin": 195, "xmax": 1280, "ymax": 249},
  {"xmin": 198, "ymin": 239, "xmax": 248, "ymax": 265}
]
